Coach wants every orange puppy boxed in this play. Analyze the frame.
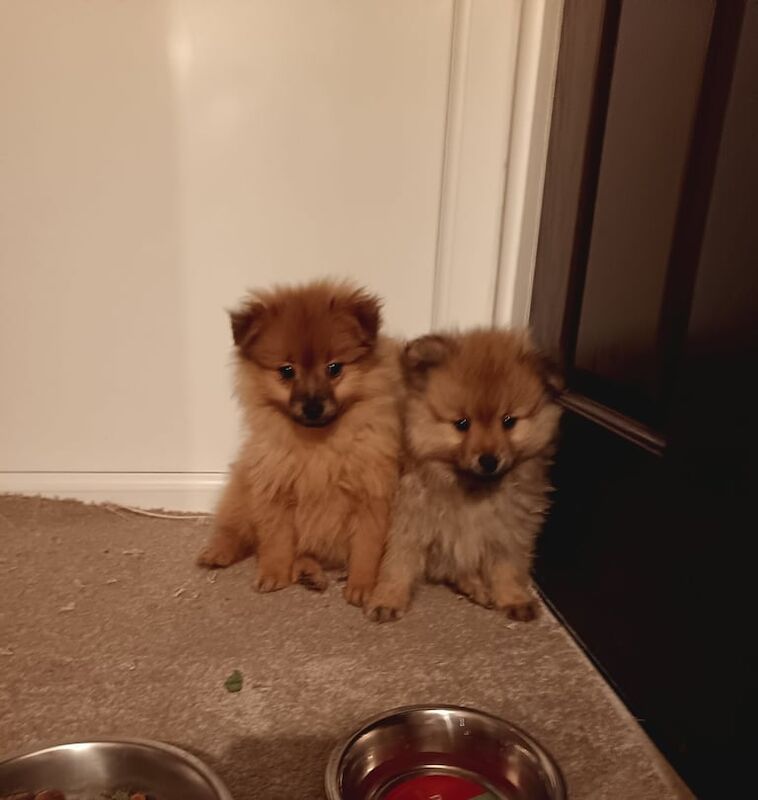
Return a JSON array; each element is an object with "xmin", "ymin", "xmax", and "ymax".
[
  {"xmin": 367, "ymin": 329, "xmax": 562, "ymax": 621},
  {"xmin": 198, "ymin": 280, "xmax": 402, "ymax": 606}
]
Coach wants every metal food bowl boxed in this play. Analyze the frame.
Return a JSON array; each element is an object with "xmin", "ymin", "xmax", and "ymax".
[
  {"xmin": 0, "ymin": 739, "xmax": 233, "ymax": 800},
  {"xmin": 325, "ymin": 705, "xmax": 566, "ymax": 800}
]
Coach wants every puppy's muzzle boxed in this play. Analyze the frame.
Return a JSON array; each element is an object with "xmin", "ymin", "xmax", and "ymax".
[
  {"xmin": 478, "ymin": 453, "xmax": 499, "ymax": 474},
  {"xmin": 293, "ymin": 395, "xmax": 336, "ymax": 427},
  {"xmin": 461, "ymin": 452, "xmax": 509, "ymax": 482},
  {"xmin": 303, "ymin": 397, "xmax": 324, "ymax": 422}
]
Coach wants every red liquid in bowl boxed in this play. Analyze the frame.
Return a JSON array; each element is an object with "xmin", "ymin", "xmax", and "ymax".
[{"xmin": 384, "ymin": 773, "xmax": 496, "ymax": 800}]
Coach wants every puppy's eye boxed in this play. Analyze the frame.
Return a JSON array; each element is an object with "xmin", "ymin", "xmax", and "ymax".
[
  {"xmin": 454, "ymin": 418, "xmax": 470, "ymax": 432},
  {"xmin": 326, "ymin": 362, "xmax": 343, "ymax": 378},
  {"xmin": 502, "ymin": 415, "xmax": 517, "ymax": 430},
  {"xmin": 278, "ymin": 364, "xmax": 295, "ymax": 380}
]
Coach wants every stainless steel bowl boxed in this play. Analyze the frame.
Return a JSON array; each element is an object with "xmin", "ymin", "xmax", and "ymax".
[
  {"xmin": 0, "ymin": 739, "xmax": 233, "ymax": 800},
  {"xmin": 325, "ymin": 705, "xmax": 566, "ymax": 800}
]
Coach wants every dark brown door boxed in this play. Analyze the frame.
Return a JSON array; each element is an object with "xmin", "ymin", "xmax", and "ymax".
[{"xmin": 531, "ymin": 1, "xmax": 757, "ymax": 796}]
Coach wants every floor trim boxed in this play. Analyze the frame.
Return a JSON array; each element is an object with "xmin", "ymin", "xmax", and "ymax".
[{"xmin": 0, "ymin": 472, "xmax": 225, "ymax": 512}]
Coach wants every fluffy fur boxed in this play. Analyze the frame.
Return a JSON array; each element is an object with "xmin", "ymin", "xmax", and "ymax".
[
  {"xmin": 198, "ymin": 280, "xmax": 403, "ymax": 606},
  {"xmin": 366, "ymin": 328, "xmax": 562, "ymax": 622}
]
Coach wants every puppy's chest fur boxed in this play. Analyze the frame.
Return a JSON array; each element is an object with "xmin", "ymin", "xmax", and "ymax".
[
  {"xmin": 242, "ymin": 402, "xmax": 400, "ymax": 559},
  {"xmin": 402, "ymin": 460, "xmax": 551, "ymax": 580}
]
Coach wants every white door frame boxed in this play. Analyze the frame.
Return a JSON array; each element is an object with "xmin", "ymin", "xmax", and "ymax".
[{"xmin": 432, "ymin": 0, "xmax": 564, "ymax": 331}]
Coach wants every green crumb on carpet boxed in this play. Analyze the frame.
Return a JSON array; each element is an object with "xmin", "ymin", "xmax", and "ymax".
[{"xmin": 224, "ymin": 669, "xmax": 243, "ymax": 693}]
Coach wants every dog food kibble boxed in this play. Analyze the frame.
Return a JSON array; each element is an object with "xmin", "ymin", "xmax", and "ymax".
[{"xmin": 383, "ymin": 774, "xmax": 497, "ymax": 800}]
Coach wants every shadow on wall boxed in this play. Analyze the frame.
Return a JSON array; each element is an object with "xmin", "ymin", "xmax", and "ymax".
[{"xmin": 190, "ymin": 735, "xmax": 334, "ymax": 800}]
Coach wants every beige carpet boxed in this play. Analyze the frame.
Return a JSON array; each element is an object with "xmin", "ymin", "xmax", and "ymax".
[{"xmin": 0, "ymin": 495, "xmax": 687, "ymax": 800}]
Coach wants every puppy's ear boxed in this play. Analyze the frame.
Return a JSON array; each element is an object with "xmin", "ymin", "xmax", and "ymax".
[
  {"xmin": 403, "ymin": 334, "xmax": 455, "ymax": 386},
  {"xmin": 534, "ymin": 352, "xmax": 565, "ymax": 397},
  {"xmin": 229, "ymin": 300, "xmax": 267, "ymax": 351},
  {"xmin": 345, "ymin": 289, "xmax": 382, "ymax": 344},
  {"xmin": 517, "ymin": 330, "xmax": 564, "ymax": 397}
]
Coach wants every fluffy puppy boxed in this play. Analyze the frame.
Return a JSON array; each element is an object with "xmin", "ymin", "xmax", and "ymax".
[
  {"xmin": 367, "ymin": 328, "xmax": 562, "ymax": 622},
  {"xmin": 198, "ymin": 280, "xmax": 402, "ymax": 606}
]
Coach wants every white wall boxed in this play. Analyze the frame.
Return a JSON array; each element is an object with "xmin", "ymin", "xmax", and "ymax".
[{"xmin": 0, "ymin": 0, "xmax": 562, "ymax": 510}]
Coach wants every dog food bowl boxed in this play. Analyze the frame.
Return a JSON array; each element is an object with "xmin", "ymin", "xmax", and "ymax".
[
  {"xmin": 0, "ymin": 739, "xmax": 233, "ymax": 800},
  {"xmin": 325, "ymin": 705, "xmax": 566, "ymax": 800}
]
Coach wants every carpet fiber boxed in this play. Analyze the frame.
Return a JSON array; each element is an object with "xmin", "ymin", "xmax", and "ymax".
[{"xmin": 0, "ymin": 495, "xmax": 687, "ymax": 799}]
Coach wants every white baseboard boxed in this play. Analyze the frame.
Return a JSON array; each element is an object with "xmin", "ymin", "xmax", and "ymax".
[{"xmin": 0, "ymin": 472, "xmax": 226, "ymax": 513}]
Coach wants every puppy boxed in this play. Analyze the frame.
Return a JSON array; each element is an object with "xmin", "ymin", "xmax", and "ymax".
[
  {"xmin": 366, "ymin": 328, "xmax": 562, "ymax": 622},
  {"xmin": 198, "ymin": 280, "xmax": 402, "ymax": 606}
]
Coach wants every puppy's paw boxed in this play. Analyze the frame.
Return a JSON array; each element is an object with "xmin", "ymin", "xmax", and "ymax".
[
  {"xmin": 292, "ymin": 556, "xmax": 329, "ymax": 592},
  {"xmin": 456, "ymin": 577, "xmax": 493, "ymax": 609},
  {"xmin": 503, "ymin": 599, "xmax": 539, "ymax": 622},
  {"xmin": 365, "ymin": 604, "xmax": 405, "ymax": 623},
  {"xmin": 344, "ymin": 580, "xmax": 374, "ymax": 608},
  {"xmin": 197, "ymin": 540, "xmax": 238, "ymax": 568},
  {"xmin": 467, "ymin": 590, "xmax": 493, "ymax": 609},
  {"xmin": 297, "ymin": 572, "xmax": 329, "ymax": 592},
  {"xmin": 491, "ymin": 579, "xmax": 537, "ymax": 622},
  {"xmin": 365, "ymin": 584, "xmax": 410, "ymax": 622},
  {"xmin": 254, "ymin": 566, "xmax": 291, "ymax": 593}
]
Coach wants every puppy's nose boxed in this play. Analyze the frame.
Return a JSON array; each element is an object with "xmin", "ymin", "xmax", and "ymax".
[
  {"xmin": 478, "ymin": 453, "xmax": 499, "ymax": 474},
  {"xmin": 302, "ymin": 397, "xmax": 325, "ymax": 421}
]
